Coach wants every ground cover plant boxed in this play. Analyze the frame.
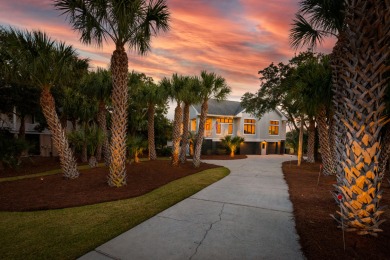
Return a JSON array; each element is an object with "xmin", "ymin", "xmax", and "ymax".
[
  {"xmin": 0, "ymin": 160, "xmax": 229, "ymax": 259},
  {"xmin": 282, "ymin": 161, "xmax": 390, "ymax": 259}
]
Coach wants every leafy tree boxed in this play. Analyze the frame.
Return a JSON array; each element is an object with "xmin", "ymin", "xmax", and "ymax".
[
  {"xmin": 55, "ymin": 0, "xmax": 170, "ymax": 187},
  {"xmin": 221, "ymin": 136, "xmax": 244, "ymax": 158},
  {"xmin": 193, "ymin": 71, "xmax": 231, "ymax": 168}
]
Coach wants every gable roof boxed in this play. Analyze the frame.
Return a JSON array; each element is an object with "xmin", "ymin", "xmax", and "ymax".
[{"xmin": 192, "ymin": 99, "xmax": 244, "ymax": 116}]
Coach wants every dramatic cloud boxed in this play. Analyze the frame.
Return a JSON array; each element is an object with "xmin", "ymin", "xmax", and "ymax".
[{"xmin": 0, "ymin": 0, "xmax": 335, "ymax": 100}]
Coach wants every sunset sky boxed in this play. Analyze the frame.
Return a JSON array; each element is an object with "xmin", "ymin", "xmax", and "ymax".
[{"xmin": 0, "ymin": 0, "xmax": 335, "ymax": 103}]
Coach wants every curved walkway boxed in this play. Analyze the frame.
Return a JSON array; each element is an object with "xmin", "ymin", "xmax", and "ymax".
[{"xmin": 80, "ymin": 155, "xmax": 304, "ymax": 260}]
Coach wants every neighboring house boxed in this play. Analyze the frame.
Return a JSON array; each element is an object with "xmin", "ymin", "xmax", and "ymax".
[
  {"xmin": 189, "ymin": 99, "xmax": 287, "ymax": 155},
  {"xmin": 0, "ymin": 108, "xmax": 73, "ymax": 157}
]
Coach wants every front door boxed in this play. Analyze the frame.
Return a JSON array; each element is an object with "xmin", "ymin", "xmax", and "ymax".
[{"xmin": 261, "ymin": 142, "xmax": 267, "ymax": 155}]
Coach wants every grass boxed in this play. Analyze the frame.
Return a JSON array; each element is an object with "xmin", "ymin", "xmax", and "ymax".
[{"xmin": 0, "ymin": 167, "xmax": 229, "ymax": 260}]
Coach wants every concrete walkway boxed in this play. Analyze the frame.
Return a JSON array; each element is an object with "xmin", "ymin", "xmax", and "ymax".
[{"xmin": 80, "ymin": 155, "xmax": 304, "ymax": 260}]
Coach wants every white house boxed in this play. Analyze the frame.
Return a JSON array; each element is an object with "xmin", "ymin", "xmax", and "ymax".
[
  {"xmin": 189, "ymin": 99, "xmax": 287, "ymax": 155},
  {"xmin": 0, "ymin": 108, "xmax": 73, "ymax": 157}
]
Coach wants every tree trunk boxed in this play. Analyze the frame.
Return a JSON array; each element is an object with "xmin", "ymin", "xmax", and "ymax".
[
  {"xmin": 332, "ymin": 0, "xmax": 389, "ymax": 236},
  {"xmin": 81, "ymin": 142, "xmax": 88, "ymax": 163},
  {"xmin": 297, "ymin": 116, "xmax": 304, "ymax": 166},
  {"xmin": 317, "ymin": 106, "xmax": 335, "ymax": 175},
  {"xmin": 88, "ymin": 155, "xmax": 97, "ymax": 168},
  {"xmin": 230, "ymin": 150, "xmax": 234, "ymax": 158},
  {"xmin": 107, "ymin": 45, "xmax": 129, "ymax": 187},
  {"xmin": 147, "ymin": 104, "xmax": 157, "ymax": 160},
  {"xmin": 171, "ymin": 102, "xmax": 182, "ymax": 166},
  {"xmin": 97, "ymin": 101, "xmax": 110, "ymax": 166},
  {"xmin": 193, "ymin": 100, "xmax": 208, "ymax": 168},
  {"xmin": 180, "ymin": 103, "xmax": 190, "ymax": 163},
  {"xmin": 96, "ymin": 101, "xmax": 103, "ymax": 161},
  {"xmin": 306, "ymin": 118, "xmax": 315, "ymax": 163},
  {"xmin": 40, "ymin": 87, "xmax": 79, "ymax": 179},
  {"xmin": 18, "ymin": 114, "xmax": 26, "ymax": 140},
  {"xmin": 379, "ymin": 124, "xmax": 390, "ymax": 175}
]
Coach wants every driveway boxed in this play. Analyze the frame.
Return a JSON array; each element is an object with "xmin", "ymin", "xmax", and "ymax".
[{"xmin": 80, "ymin": 155, "xmax": 304, "ymax": 260}]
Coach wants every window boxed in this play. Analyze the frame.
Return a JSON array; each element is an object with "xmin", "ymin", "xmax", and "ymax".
[
  {"xmin": 244, "ymin": 119, "xmax": 256, "ymax": 134},
  {"xmin": 269, "ymin": 120, "xmax": 279, "ymax": 135},
  {"xmin": 216, "ymin": 118, "xmax": 233, "ymax": 135},
  {"xmin": 191, "ymin": 119, "xmax": 197, "ymax": 131},
  {"xmin": 205, "ymin": 118, "xmax": 212, "ymax": 131}
]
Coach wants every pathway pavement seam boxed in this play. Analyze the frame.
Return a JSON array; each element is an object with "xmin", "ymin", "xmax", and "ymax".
[
  {"xmin": 93, "ymin": 249, "xmax": 120, "ymax": 260},
  {"xmin": 189, "ymin": 203, "xmax": 225, "ymax": 260},
  {"xmin": 190, "ymin": 197, "xmax": 292, "ymax": 214}
]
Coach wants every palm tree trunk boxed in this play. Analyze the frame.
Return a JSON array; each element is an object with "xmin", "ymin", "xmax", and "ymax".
[
  {"xmin": 297, "ymin": 116, "xmax": 304, "ymax": 166},
  {"xmin": 180, "ymin": 103, "xmax": 190, "ymax": 163},
  {"xmin": 147, "ymin": 104, "xmax": 157, "ymax": 160},
  {"xmin": 332, "ymin": 0, "xmax": 389, "ymax": 236},
  {"xmin": 230, "ymin": 150, "xmax": 234, "ymax": 158},
  {"xmin": 171, "ymin": 102, "xmax": 182, "ymax": 166},
  {"xmin": 193, "ymin": 100, "xmax": 208, "ymax": 168},
  {"xmin": 18, "ymin": 114, "xmax": 26, "ymax": 140},
  {"xmin": 96, "ymin": 101, "xmax": 104, "ymax": 161},
  {"xmin": 107, "ymin": 46, "xmax": 129, "ymax": 187},
  {"xmin": 40, "ymin": 87, "xmax": 79, "ymax": 179},
  {"xmin": 81, "ymin": 142, "xmax": 88, "ymax": 163},
  {"xmin": 97, "ymin": 101, "xmax": 110, "ymax": 166},
  {"xmin": 379, "ymin": 124, "xmax": 390, "ymax": 174},
  {"xmin": 317, "ymin": 106, "xmax": 335, "ymax": 175},
  {"xmin": 307, "ymin": 118, "xmax": 315, "ymax": 163},
  {"xmin": 331, "ymin": 31, "xmax": 348, "ymax": 181}
]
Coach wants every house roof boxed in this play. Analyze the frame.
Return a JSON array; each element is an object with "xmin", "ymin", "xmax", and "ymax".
[{"xmin": 192, "ymin": 99, "xmax": 244, "ymax": 116}]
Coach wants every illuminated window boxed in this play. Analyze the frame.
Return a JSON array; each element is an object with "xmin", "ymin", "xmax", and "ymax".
[
  {"xmin": 205, "ymin": 118, "xmax": 212, "ymax": 131},
  {"xmin": 244, "ymin": 119, "xmax": 256, "ymax": 134},
  {"xmin": 191, "ymin": 119, "xmax": 197, "ymax": 131},
  {"xmin": 216, "ymin": 118, "xmax": 233, "ymax": 135},
  {"xmin": 269, "ymin": 120, "xmax": 279, "ymax": 135}
]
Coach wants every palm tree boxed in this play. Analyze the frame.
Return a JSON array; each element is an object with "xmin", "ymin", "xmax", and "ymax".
[
  {"xmin": 161, "ymin": 74, "xmax": 187, "ymax": 166},
  {"xmin": 193, "ymin": 71, "xmax": 231, "ymax": 168},
  {"xmin": 1, "ymin": 28, "xmax": 84, "ymax": 179},
  {"xmin": 138, "ymin": 78, "xmax": 167, "ymax": 160},
  {"xmin": 179, "ymin": 76, "xmax": 202, "ymax": 163},
  {"xmin": 291, "ymin": 0, "xmax": 390, "ymax": 236},
  {"xmin": 221, "ymin": 136, "xmax": 244, "ymax": 158},
  {"xmin": 126, "ymin": 135, "xmax": 147, "ymax": 164},
  {"xmin": 55, "ymin": 0, "xmax": 170, "ymax": 187},
  {"xmin": 80, "ymin": 68, "xmax": 112, "ymax": 165}
]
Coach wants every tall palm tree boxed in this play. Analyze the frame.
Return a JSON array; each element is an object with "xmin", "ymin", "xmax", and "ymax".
[
  {"xmin": 290, "ymin": 0, "xmax": 345, "ymax": 173},
  {"xmin": 55, "ymin": 0, "xmax": 170, "ymax": 187},
  {"xmin": 80, "ymin": 68, "xmax": 112, "ymax": 164},
  {"xmin": 1, "ymin": 28, "xmax": 84, "ymax": 179},
  {"xmin": 139, "ymin": 78, "xmax": 167, "ymax": 160},
  {"xmin": 291, "ymin": 0, "xmax": 390, "ymax": 236},
  {"xmin": 179, "ymin": 76, "xmax": 202, "ymax": 163},
  {"xmin": 331, "ymin": 0, "xmax": 389, "ymax": 236},
  {"xmin": 162, "ymin": 74, "xmax": 187, "ymax": 166},
  {"xmin": 193, "ymin": 71, "xmax": 231, "ymax": 168}
]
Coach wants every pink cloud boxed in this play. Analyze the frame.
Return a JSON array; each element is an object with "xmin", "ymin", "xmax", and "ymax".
[{"xmin": 0, "ymin": 0, "xmax": 337, "ymax": 98}]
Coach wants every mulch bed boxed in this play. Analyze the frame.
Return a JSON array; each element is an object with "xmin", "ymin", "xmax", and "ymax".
[
  {"xmin": 0, "ymin": 156, "xmax": 65, "ymax": 178},
  {"xmin": 0, "ymin": 160, "xmax": 219, "ymax": 212},
  {"xmin": 200, "ymin": 154, "xmax": 247, "ymax": 160},
  {"xmin": 283, "ymin": 160, "xmax": 390, "ymax": 259}
]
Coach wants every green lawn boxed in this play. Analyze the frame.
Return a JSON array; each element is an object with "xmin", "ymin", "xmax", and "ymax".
[{"xmin": 0, "ymin": 167, "xmax": 229, "ymax": 260}]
